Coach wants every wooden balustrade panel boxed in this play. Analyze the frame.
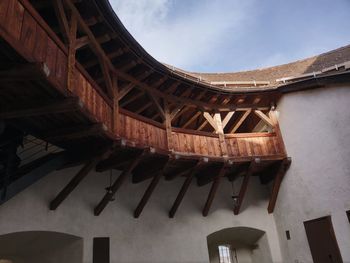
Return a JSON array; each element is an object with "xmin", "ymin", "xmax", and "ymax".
[
  {"xmin": 75, "ymin": 71, "xmax": 112, "ymax": 130},
  {"xmin": 172, "ymin": 132, "xmax": 222, "ymax": 157},
  {"xmin": 226, "ymin": 134, "xmax": 282, "ymax": 157},
  {"xmin": 119, "ymin": 114, "xmax": 167, "ymax": 150},
  {"xmin": 0, "ymin": 0, "xmax": 112, "ymax": 130},
  {"xmin": 0, "ymin": 0, "xmax": 67, "ymax": 91}
]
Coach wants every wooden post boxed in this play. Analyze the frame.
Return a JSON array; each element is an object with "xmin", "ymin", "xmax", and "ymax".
[
  {"xmin": 202, "ymin": 163, "xmax": 227, "ymax": 216},
  {"xmin": 67, "ymin": 13, "xmax": 77, "ymax": 92},
  {"xmin": 111, "ymin": 74, "xmax": 119, "ymax": 135},
  {"xmin": 94, "ymin": 152, "xmax": 145, "ymax": 216},
  {"xmin": 268, "ymin": 157, "xmax": 291, "ymax": 213},
  {"xmin": 268, "ymin": 108, "xmax": 287, "ymax": 155},
  {"xmin": 164, "ymin": 101, "xmax": 173, "ymax": 151},
  {"xmin": 233, "ymin": 159, "xmax": 258, "ymax": 215},
  {"xmin": 134, "ymin": 172, "xmax": 162, "ymax": 218},
  {"xmin": 214, "ymin": 113, "xmax": 228, "ymax": 157},
  {"xmin": 169, "ymin": 161, "xmax": 205, "ymax": 218},
  {"xmin": 50, "ymin": 158, "xmax": 100, "ymax": 210}
]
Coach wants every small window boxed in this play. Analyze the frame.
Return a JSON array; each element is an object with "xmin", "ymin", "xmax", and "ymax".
[
  {"xmin": 286, "ymin": 230, "xmax": 291, "ymax": 240},
  {"xmin": 218, "ymin": 245, "xmax": 233, "ymax": 263},
  {"xmin": 346, "ymin": 210, "xmax": 350, "ymax": 224},
  {"xmin": 93, "ymin": 237, "xmax": 109, "ymax": 263}
]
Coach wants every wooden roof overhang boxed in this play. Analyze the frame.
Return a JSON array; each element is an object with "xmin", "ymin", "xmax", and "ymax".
[{"xmin": 9, "ymin": 0, "xmax": 350, "ymax": 217}]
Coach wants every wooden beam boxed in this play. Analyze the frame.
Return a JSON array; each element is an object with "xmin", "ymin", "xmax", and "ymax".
[
  {"xmin": 0, "ymin": 98, "xmax": 82, "ymax": 119},
  {"xmin": 120, "ymin": 91, "xmax": 145, "ymax": 107},
  {"xmin": 197, "ymin": 119, "xmax": 209, "ymax": 131},
  {"xmin": 0, "ymin": 63, "xmax": 50, "ymax": 83},
  {"xmin": 254, "ymin": 110, "xmax": 274, "ymax": 128},
  {"xmin": 133, "ymin": 171, "xmax": 162, "ymax": 218},
  {"xmin": 67, "ymin": 13, "xmax": 78, "ymax": 92},
  {"xmin": 94, "ymin": 151, "xmax": 145, "ymax": 216},
  {"xmin": 100, "ymin": 59, "xmax": 114, "ymax": 98},
  {"xmin": 50, "ymin": 151, "xmax": 111, "ymax": 210},
  {"xmin": 75, "ymin": 36, "xmax": 89, "ymax": 49},
  {"xmin": 229, "ymin": 110, "xmax": 251, "ymax": 133},
  {"xmin": 111, "ymin": 73, "xmax": 119, "ymax": 134},
  {"xmin": 203, "ymin": 112, "xmax": 218, "ymax": 131},
  {"xmin": 136, "ymin": 102, "xmax": 152, "ymax": 114},
  {"xmin": 213, "ymin": 113, "xmax": 228, "ymax": 156},
  {"xmin": 169, "ymin": 161, "xmax": 204, "ymax": 218},
  {"xmin": 233, "ymin": 159, "xmax": 258, "ymax": 215},
  {"xmin": 268, "ymin": 158, "xmax": 291, "ymax": 213},
  {"xmin": 149, "ymin": 94, "xmax": 165, "ymax": 120},
  {"xmin": 182, "ymin": 111, "xmax": 202, "ymax": 129},
  {"xmin": 52, "ymin": 0, "xmax": 70, "ymax": 44},
  {"xmin": 169, "ymin": 103, "xmax": 184, "ymax": 120},
  {"xmin": 269, "ymin": 109, "xmax": 287, "ymax": 155},
  {"xmin": 63, "ymin": 0, "xmax": 271, "ymax": 111},
  {"xmin": 164, "ymin": 101, "xmax": 174, "ymax": 150},
  {"xmin": 64, "ymin": 0, "xmax": 271, "ymax": 111},
  {"xmin": 222, "ymin": 111, "xmax": 235, "ymax": 129},
  {"xmin": 0, "ymin": 152, "xmax": 71, "ymax": 206},
  {"xmin": 118, "ymin": 83, "xmax": 135, "ymax": 101},
  {"xmin": 202, "ymin": 164, "xmax": 227, "ymax": 217},
  {"xmin": 42, "ymin": 123, "xmax": 106, "ymax": 142},
  {"xmin": 50, "ymin": 161, "xmax": 98, "ymax": 210}
]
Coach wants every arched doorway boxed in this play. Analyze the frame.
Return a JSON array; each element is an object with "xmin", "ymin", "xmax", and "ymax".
[
  {"xmin": 0, "ymin": 231, "xmax": 83, "ymax": 263},
  {"xmin": 207, "ymin": 227, "xmax": 273, "ymax": 263}
]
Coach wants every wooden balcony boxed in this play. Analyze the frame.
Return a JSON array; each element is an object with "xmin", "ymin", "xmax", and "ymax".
[{"xmin": 0, "ymin": 0, "xmax": 289, "ymax": 217}]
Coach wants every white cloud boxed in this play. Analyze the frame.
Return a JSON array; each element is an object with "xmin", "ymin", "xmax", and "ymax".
[{"xmin": 109, "ymin": 0, "xmax": 254, "ymax": 71}]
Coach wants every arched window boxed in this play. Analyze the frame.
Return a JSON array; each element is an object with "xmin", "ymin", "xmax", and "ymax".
[{"xmin": 218, "ymin": 245, "xmax": 234, "ymax": 263}]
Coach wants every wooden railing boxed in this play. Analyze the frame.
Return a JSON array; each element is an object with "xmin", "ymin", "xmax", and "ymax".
[{"xmin": 0, "ymin": 0, "xmax": 286, "ymax": 160}]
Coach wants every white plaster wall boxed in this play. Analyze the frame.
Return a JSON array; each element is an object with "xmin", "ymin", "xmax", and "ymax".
[
  {"xmin": 275, "ymin": 85, "xmax": 350, "ymax": 263},
  {"xmin": 0, "ymin": 164, "xmax": 282, "ymax": 263}
]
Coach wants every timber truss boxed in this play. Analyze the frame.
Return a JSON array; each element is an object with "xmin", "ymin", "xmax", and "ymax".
[{"xmin": 0, "ymin": 0, "xmax": 291, "ymax": 217}]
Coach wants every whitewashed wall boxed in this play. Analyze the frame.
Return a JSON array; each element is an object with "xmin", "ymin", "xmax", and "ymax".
[
  {"xmin": 0, "ymin": 164, "xmax": 282, "ymax": 263},
  {"xmin": 275, "ymin": 85, "xmax": 350, "ymax": 263}
]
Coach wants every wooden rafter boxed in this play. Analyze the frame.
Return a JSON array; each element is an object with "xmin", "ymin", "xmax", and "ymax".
[
  {"xmin": 229, "ymin": 110, "xmax": 251, "ymax": 133},
  {"xmin": 118, "ymin": 83, "xmax": 135, "ymax": 101},
  {"xmin": 148, "ymin": 93, "xmax": 165, "ymax": 120},
  {"xmin": 268, "ymin": 157, "xmax": 291, "ymax": 213},
  {"xmin": 182, "ymin": 111, "xmax": 202, "ymax": 129},
  {"xmin": 50, "ymin": 148, "xmax": 112, "ymax": 210},
  {"xmin": 233, "ymin": 159, "xmax": 258, "ymax": 215},
  {"xmin": 133, "ymin": 172, "xmax": 162, "ymax": 218},
  {"xmin": 169, "ymin": 161, "xmax": 205, "ymax": 218},
  {"xmin": 52, "ymin": 0, "xmax": 70, "ymax": 44},
  {"xmin": 94, "ymin": 151, "xmax": 145, "ymax": 216},
  {"xmin": 66, "ymin": 11, "xmax": 78, "ymax": 92},
  {"xmin": 254, "ymin": 110, "xmax": 274, "ymax": 128},
  {"xmin": 120, "ymin": 91, "xmax": 145, "ymax": 107},
  {"xmin": 203, "ymin": 112, "xmax": 218, "ymax": 131},
  {"xmin": 202, "ymin": 163, "xmax": 227, "ymax": 216},
  {"xmin": 222, "ymin": 111, "xmax": 235, "ymax": 129},
  {"xmin": 197, "ymin": 119, "xmax": 209, "ymax": 131},
  {"xmin": 134, "ymin": 158, "xmax": 170, "ymax": 218},
  {"xmin": 136, "ymin": 102, "xmax": 152, "ymax": 114},
  {"xmin": 62, "ymin": 0, "xmax": 271, "ymax": 111}
]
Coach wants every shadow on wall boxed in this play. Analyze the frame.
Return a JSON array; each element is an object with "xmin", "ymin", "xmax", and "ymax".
[
  {"xmin": 207, "ymin": 227, "xmax": 273, "ymax": 263},
  {"xmin": 0, "ymin": 231, "xmax": 83, "ymax": 263}
]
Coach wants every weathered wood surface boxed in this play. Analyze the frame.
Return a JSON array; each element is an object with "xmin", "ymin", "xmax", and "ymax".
[
  {"xmin": 0, "ymin": 0, "xmax": 112, "ymax": 131},
  {"xmin": 0, "ymin": 0, "xmax": 286, "ymax": 160}
]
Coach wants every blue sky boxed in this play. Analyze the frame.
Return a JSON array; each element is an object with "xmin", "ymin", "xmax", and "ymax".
[{"xmin": 110, "ymin": 0, "xmax": 350, "ymax": 73}]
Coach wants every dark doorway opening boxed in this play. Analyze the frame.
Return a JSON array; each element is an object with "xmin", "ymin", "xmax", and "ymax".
[{"xmin": 304, "ymin": 216, "xmax": 343, "ymax": 263}]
